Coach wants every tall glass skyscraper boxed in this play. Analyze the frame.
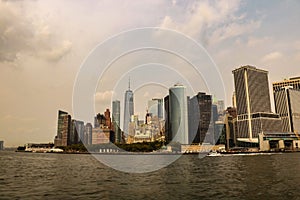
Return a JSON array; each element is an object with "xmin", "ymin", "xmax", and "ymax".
[
  {"xmin": 169, "ymin": 83, "xmax": 189, "ymax": 144},
  {"xmin": 232, "ymin": 66, "xmax": 282, "ymax": 140},
  {"xmin": 123, "ymin": 80, "xmax": 134, "ymax": 136},
  {"xmin": 112, "ymin": 100, "xmax": 121, "ymax": 143}
]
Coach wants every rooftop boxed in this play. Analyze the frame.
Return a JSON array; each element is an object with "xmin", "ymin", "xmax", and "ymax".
[{"xmin": 232, "ymin": 65, "xmax": 268, "ymax": 74}]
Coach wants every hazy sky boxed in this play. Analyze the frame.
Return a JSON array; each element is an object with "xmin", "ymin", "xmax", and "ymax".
[{"xmin": 1, "ymin": 0, "xmax": 300, "ymax": 147}]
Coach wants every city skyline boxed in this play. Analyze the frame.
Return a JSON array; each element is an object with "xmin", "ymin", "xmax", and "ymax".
[{"xmin": 1, "ymin": 1, "xmax": 300, "ymax": 146}]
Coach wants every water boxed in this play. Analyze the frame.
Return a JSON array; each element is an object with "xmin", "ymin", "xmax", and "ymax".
[{"xmin": 1, "ymin": 151, "xmax": 300, "ymax": 200}]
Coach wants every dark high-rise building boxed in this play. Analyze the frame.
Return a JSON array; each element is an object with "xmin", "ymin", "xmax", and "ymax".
[
  {"xmin": 273, "ymin": 86, "xmax": 300, "ymax": 133},
  {"xmin": 123, "ymin": 79, "xmax": 134, "ymax": 136},
  {"xmin": 0, "ymin": 141, "xmax": 3, "ymax": 150},
  {"xmin": 188, "ymin": 92, "xmax": 212, "ymax": 144},
  {"xmin": 112, "ymin": 100, "xmax": 121, "ymax": 143},
  {"xmin": 77, "ymin": 121, "xmax": 85, "ymax": 143},
  {"xmin": 69, "ymin": 120, "xmax": 84, "ymax": 145},
  {"xmin": 164, "ymin": 95, "xmax": 171, "ymax": 143},
  {"xmin": 232, "ymin": 66, "xmax": 282, "ymax": 140},
  {"xmin": 224, "ymin": 107, "xmax": 237, "ymax": 150},
  {"xmin": 54, "ymin": 110, "xmax": 71, "ymax": 147},
  {"xmin": 85, "ymin": 123, "xmax": 93, "ymax": 145},
  {"xmin": 70, "ymin": 119, "xmax": 78, "ymax": 145},
  {"xmin": 95, "ymin": 113, "xmax": 106, "ymax": 127}
]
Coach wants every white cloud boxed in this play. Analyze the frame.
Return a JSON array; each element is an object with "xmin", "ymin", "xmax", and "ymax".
[
  {"xmin": 95, "ymin": 91, "xmax": 114, "ymax": 103},
  {"xmin": 38, "ymin": 40, "xmax": 72, "ymax": 61},
  {"xmin": 0, "ymin": 1, "xmax": 72, "ymax": 63},
  {"xmin": 159, "ymin": 0, "xmax": 258, "ymax": 46},
  {"xmin": 247, "ymin": 36, "xmax": 271, "ymax": 47},
  {"xmin": 210, "ymin": 20, "xmax": 261, "ymax": 45},
  {"xmin": 261, "ymin": 51, "xmax": 283, "ymax": 63}
]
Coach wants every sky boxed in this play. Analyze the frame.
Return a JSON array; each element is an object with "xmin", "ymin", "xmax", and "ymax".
[{"xmin": 1, "ymin": 0, "xmax": 300, "ymax": 147}]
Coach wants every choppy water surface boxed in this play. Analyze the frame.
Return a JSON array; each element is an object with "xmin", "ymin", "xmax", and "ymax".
[{"xmin": 1, "ymin": 151, "xmax": 300, "ymax": 200}]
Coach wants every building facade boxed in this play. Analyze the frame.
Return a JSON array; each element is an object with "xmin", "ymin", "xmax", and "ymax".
[
  {"xmin": 148, "ymin": 98, "xmax": 163, "ymax": 119},
  {"xmin": 54, "ymin": 110, "xmax": 71, "ymax": 147},
  {"xmin": 188, "ymin": 92, "xmax": 212, "ymax": 144},
  {"xmin": 273, "ymin": 87, "xmax": 300, "ymax": 133},
  {"xmin": 169, "ymin": 84, "xmax": 189, "ymax": 144},
  {"xmin": 112, "ymin": 100, "xmax": 121, "ymax": 143},
  {"xmin": 273, "ymin": 77, "xmax": 300, "ymax": 91},
  {"xmin": 85, "ymin": 123, "xmax": 93, "ymax": 145},
  {"xmin": 164, "ymin": 95, "xmax": 171, "ymax": 143},
  {"xmin": 232, "ymin": 66, "xmax": 282, "ymax": 141},
  {"xmin": 123, "ymin": 80, "xmax": 134, "ymax": 136}
]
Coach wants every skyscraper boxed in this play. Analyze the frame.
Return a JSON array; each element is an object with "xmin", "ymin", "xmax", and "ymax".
[
  {"xmin": 148, "ymin": 98, "xmax": 163, "ymax": 119},
  {"xmin": 169, "ymin": 83, "xmax": 189, "ymax": 144},
  {"xmin": 273, "ymin": 86, "xmax": 300, "ymax": 133},
  {"xmin": 112, "ymin": 100, "xmax": 121, "ymax": 143},
  {"xmin": 54, "ymin": 110, "xmax": 71, "ymax": 147},
  {"xmin": 233, "ymin": 66, "xmax": 282, "ymax": 141},
  {"xmin": 123, "ymin": 79, "xmax": 134, "ymax": 136},
  {"xmin": 164, "ymin": 95, "xmax": 171, "ymax": 143},
  {"xmin": 85, "ymin": 123, "xmax": 93, "ymax": 145},
  {"xmin": 188, "ymin": 92, "xmax": 212, "ymax": 144}
]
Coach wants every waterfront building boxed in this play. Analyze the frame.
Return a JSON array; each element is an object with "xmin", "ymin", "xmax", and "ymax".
[
  {"xmin": 224, "ymin": 107, "xmax": 237, "ymax": 150},
  {"xmin": 95, "ymin": 113, "xmax": 106, "ymax": 127},
  {"xmin": 273, "ymin": 86, "xmax": 300, "ymax": 133},
  {"xmin": 188, "ymin": 92, "xmax": 212, "ymax": 144},
  {"xmin": 232, "ymin": 66, "xmax": 282, "ymax": 142},
  {"xmin": 69, "ymin": 120, "xmax": 84, "ymax": 145},
  {"xmin": 54, "ymin": 110, "xmax": 71, "ymax": 147},
  {"xmin": 92, "ymin": 127, "xmax": 114, "ymax": 144},
  {"xmin": 148, "ymin": 98, "xmax": 163, "ymax": 119},
  {"xmin": 123, "ymin": 79, "xmax": 134, "ymax": 136},
  {"xmin": 273, "ymin": 77, "xmax": 300, "ymax": 91},
  {"xmin": 112, "ymin": 100, "xmax": 121, "ymax": 143},
  {"xmin": 104, "ymin": 109, "xmax": 112, "ymax": 130},
  {"xmin": 259, "ymin": 132, "xmax": 300, "ymax": 151},
  {"xmin": 85, "ymin": 123, "xmax": 93, "ymax": 145},
  {"xmin": 0, "ymin": 141, "xmax": 3, "ymax": 150},
  {"xmin": 164, "ymin": 95, "xmax": 171, "ymax": 143},
  {"xmin": 24, "ymin": 143, "xmax": 55, "ymax": 153},
  {"xmin": 94, "ymin": 115, "xmax": 100, "ymax": 128},
  {"xmin": 168, "ymin": 83, "xmax": 189, "ymax": 144},
  {"xmin": 131, "ymin": 114, "xmax": 161, "ymax": 143},
  {"xmin": 204, "ymin": 104, "xmax": 219, "ymax": 144}
]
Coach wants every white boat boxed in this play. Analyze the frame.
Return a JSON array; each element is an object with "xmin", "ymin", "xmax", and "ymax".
[
  {"xmin": 49, "ymin": 148, "xmax": 64, "ymax": 153},
  {"xmin": 207, "ymin": 151, "xmax": 222, "ymax": 157}
]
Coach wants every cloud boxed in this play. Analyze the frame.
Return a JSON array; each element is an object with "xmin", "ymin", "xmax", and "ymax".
[
  {"xmin": 0, "ymin": 1, "xmax": 71, "ymax": 63},
  {"xmin": 159, "ymin": 0, "xmax": 261, "ymax": 46},
  {"xmin": 1, "ymin": 115, "xmax": 36, "ymax": 122},
  {"xmin": 247, "ymin": 36, "xmax": 271, "ymax": 47},
  {"xmin": 210, "ymin": 20, "xmax": 261, "ymax": 45},
  {"xmin": 261, "ymin": 51, "xmax": 283, "ymax": 63},
  {"xmin": 95, "ymin": 91, "xmax": 114, "ymax": 103},
  {"xmin": 38, "ymin": 40, "xmax": 72, "ymax": 61}
]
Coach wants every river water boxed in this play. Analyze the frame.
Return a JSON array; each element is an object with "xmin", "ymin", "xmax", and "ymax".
[{"xmin": 1, "ymin": 151, "xmax": 300, "ymax": 200}]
